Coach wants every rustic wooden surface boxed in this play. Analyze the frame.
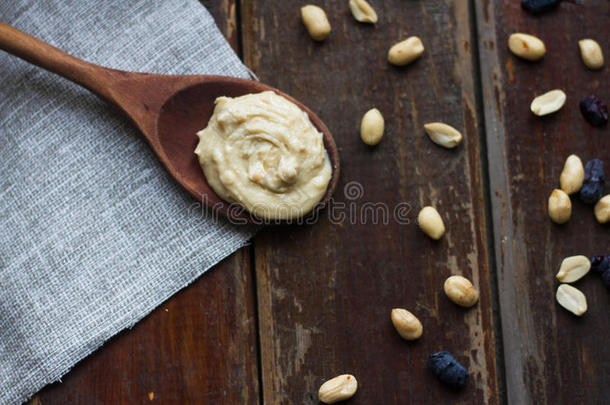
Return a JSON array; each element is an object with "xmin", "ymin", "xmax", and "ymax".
[
  {"xmin": 242, "ymin": 0, "xmax": 499, "ymax": 404},
  {"xmin": 476, "ymin": 1, "xmax": 610, "ymax": 404},
  {"xmin": 34, "ymin": 249, "xmax": 259, "ymax": 404},
  {"xmin": 32, "ymin": 0, "xmax": 610, "ymax": 404}
]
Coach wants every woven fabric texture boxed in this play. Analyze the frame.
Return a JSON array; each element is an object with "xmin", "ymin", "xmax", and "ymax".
[{"xmin": 0, "ymin": 1, "xmax": 256, "ymax": 403}]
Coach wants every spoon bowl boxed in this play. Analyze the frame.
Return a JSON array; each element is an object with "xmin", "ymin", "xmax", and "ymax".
[
  {"xmin": 0, "ymin": 23, "xmax": 339, "ymax": 224},
  {"xmin": 156, "ymin": 77, "xmax": 339, "ymax": 223}
]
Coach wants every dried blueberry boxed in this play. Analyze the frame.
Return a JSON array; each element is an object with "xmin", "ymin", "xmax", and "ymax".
[
  {"xmin": 580, "ymin": 95, "xmax": 609, "ymax": 127},
  {"xmin": 428, "ymin": 351, "xmax": 468, "ymax": 389},
  {"xmin": 521, "ymin": 0, "xmax": 561, "ymax": 15},
  {"xmin": 591, "ymin": 255, "xmax": 610, "ymax": 274},
  {"xmin": 602, "ymin": 270, "xmax": 610, "ymax": 289},
  {"xmin": 579, "ymin": 159, "xmax": 605, "ymax": 204}
]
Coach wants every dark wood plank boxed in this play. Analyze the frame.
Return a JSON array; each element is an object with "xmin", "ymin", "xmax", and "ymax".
[
  {"xmin": 202, "ymin": 0, "xmax": 240, "ymax": 51},
  {"xmin": 242, "ymin": 1, "xmax": 499, "ymax": 403},
  {"xmin": 35, "ymin": 251, "xmax": 258, "ymax": 405},
  {"xmin": 475, "ymin": 1, "xmax": 609, "ymax": 404},
  {"xmin": 33, "ymin": 2, "xmax": 260, "ymax": 404}
]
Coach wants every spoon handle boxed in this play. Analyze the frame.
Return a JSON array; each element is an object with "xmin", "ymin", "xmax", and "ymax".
[{"xmin": 0, "ymin": 22, "xmax": 118, "ymax": 103}]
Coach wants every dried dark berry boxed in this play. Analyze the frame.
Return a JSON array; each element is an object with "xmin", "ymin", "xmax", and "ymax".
[
  {"xmin": 521, "ymin": 0, "xmax": 561, "ymax": 15},
  {"xmin": 579, "ymin": 159, "xmax": 605, "ymax": 204},
  {"xmin": 602, "ymin": 270, "xmax": 610, "ymax": 289},
  {"xmin": 591, "ymin": 255, "xmax": 610, "ymax": 274},
  {"xmin": 428, "ymin": 351, "xmax": 468, "ymax": 389},
  {"xmin": 580, "ymin": 95, "xmax": 609, "ymax": 127}
]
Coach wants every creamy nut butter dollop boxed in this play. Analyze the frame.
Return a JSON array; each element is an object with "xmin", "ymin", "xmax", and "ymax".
[{"xmin": 194, "ymin": 91, "xmax": 332, "ymax": 220}]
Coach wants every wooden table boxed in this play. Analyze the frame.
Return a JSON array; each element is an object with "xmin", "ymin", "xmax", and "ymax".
[{"xmin": 32, "ymin": 1, "xmax": 609, "ymax": 403}]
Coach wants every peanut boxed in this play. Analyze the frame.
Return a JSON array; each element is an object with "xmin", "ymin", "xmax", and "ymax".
[
  {"xmin": 531, "ymin": 89, "xmax": 566, "ymax": 116},
  {"xmin": 360, "ymin": 108, "xmax": 385, "ymax": 146},
  {"xmin": 388, "ymin": 36, "xmax": 424, "ymax": 66},
  {"xmin": 548, "ymin": 189, "xmax": 571, "ymax": 224},
  {"xmin": 318, "ymin": 374, "xmax": 358, "ymax": 404},
  {"xmin": 556, "ymin": 284, "xmax": 587, "ymax": 316},
  {"xmin": 594, "ymin": 194, "xmax": 610, "ymax": 224},
  {"xmin": 443, "ymin": 275, "xmax": 479, "ymax": 307},
  {"xmin": 391, "ymin": 308, "xmax": 423, "ymax": 341},
  {"xmin": 556, "ymin": 255, "xmax": 591, "ymax": 283},
  {"xmin": 418, "ymin": 206, "xmax": 445, "ymax": 240},
  {"xmin": 423, "ymin": 122, "xmax": 463, "ymax": 149},
  {"xmin": 349, "ymin": 0, "xmax": 378, "ymax": 23},
  {"xmin": 508, "ymin": 33, "xmax": 546, "ymax": 61},
  {"xmin": 578, "ymin": 39, "xmax": 604, "ymax": 70},
  {"xmin": 301, "ymin": 5, "xmax": 331, "ymax": 41},
  {"xmin": 559, "ymin": 154, "xmax": 585, "ymax": 195}
]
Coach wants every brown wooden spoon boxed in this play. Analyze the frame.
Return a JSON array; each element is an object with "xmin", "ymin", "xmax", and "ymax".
[{"xmin": 0, "ymin": 22, "xmax": 339, "ymax": 223}]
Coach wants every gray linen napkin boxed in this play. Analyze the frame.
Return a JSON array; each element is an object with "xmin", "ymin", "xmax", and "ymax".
[{"xmin": 0, "ymin": 1, "xmax": 256, "ymax": 403}]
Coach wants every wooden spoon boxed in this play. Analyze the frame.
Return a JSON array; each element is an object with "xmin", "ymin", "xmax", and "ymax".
[{"xmin": 0, "ymin": 22, "xmax": 339, "ymax": 223}]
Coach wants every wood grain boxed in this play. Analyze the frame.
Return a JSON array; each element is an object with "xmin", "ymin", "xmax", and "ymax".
[
  {"xmin": 29, "ymin": 0, "xmax": 610, "ymax": 403},
  {"xmin": 475, "ymin": 1, "xmax": 610, "ymax": 404},
  {"xmin": 34, "ymin": 2, "xmax": 260, "ymax": 404},
  {"xmin": 35, "ymin": 252, "xmax": 259, "ymax": 404},
  {"xmin": 242, "ymin": 1, "xmax": 499, "ymax": 403},
  {"xmin": 202, "ymin": 0, "xmax": 240, "ymax": 51}
]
